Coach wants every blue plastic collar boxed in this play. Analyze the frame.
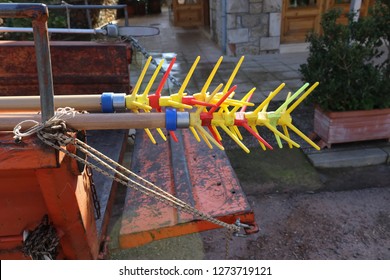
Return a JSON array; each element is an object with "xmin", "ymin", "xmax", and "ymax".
[
  {"xmin": 165, "ymin": 108, "xmax": 177, "ymax": 131},
  {"xmin": 101, "ymin": 92, "xmax": 114, "ymax": 113}
]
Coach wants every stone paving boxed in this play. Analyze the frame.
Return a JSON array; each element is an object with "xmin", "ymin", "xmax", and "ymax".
[{"xmin": 125, "ymin": 8, "xmax": 308, "ymax": 103}]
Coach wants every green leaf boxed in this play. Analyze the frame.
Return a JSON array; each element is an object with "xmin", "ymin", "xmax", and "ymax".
[{"xmin": 300, "ymin": 0, "xmax": 390, "ymax": 111}]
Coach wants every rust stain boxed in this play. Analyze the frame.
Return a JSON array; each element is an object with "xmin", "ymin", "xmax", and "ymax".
[
  {"xmin": 0, "ymin": 41, "xmax": 132, "ymax": 96},
  {"xmin": 120, "ymin": 130, "xmax": 256, "ymax": 248}
]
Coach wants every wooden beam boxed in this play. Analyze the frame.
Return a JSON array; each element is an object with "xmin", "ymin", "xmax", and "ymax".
[
  {"xmin": 0, "ymin": 112, "xmax": 166, "ymax": 131},
  {"xmin": 0, "ymin": 95, "xmax": 102, "ymax": 112}
]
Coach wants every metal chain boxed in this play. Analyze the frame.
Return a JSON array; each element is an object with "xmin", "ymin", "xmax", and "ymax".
[
  {"xmin": 22, "ymin": 215, "xmax": 59, "ymax": 260},
  {"xmin": 86, "ymin": 166, "xmax": 101, "ymax": 220},
  {"xmin": 34, "ymin": 128, "xmax": 241, "ymax": 233},
  {"xmin": 121, "ymin": 35, "xmax": 190, "ymax": 94}
]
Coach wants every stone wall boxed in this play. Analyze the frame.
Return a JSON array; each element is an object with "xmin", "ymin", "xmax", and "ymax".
[
  {"xmin": 210, "ymin": 0, "xmax": 282, "ymax": 55},
  {"xmin": 210, "ymin": 0, "xmax": 223, "ymax": 48}
]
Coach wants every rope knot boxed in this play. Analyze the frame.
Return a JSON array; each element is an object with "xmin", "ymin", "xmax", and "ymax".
[{"xmin": 13, "ymin": 107, "xmax": 77, "ymax": 145}]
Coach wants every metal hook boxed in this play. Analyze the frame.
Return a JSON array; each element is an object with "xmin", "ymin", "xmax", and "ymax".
[
  {"xmin": 235, "ymin": 218, "xmax": 251, "ymax": 229},
  {"xmin": 233, "ymin": 218, "xmax": 259, "ymax": 237},
  {"xmin": 231, "ymin": 218, "xmax": 251, "ymax": 238}
]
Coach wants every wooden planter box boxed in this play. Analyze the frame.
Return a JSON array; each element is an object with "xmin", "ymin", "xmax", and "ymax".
[{"xmin": 314, "ymin": 107, "xmax": 390, "ymax": 148}]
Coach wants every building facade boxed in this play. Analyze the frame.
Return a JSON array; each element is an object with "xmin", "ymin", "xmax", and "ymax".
[{"xmin": 207, "ymin": 0, "xmax": 374, "ymax": 55}]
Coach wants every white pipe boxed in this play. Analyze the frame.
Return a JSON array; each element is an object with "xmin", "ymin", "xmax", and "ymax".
[
  {"xmin": 0, "ymin": 27, "xmax": 106, "ymax": 35},
  {"xmin": 350, "ymin": 0, "xmax": 362, "ymax": 22}
]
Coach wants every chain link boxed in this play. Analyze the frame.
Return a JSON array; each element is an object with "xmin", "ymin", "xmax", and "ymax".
[
  {"xmin": 86, "ymin": 166, "xmax": 101, "ymax": 220},
  {"xmin": 22, "ymin": 215, "xmax": 59, "ymax": 260}
]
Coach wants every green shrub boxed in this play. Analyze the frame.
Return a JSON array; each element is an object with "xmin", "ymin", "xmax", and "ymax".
[
  {"xmin": 0, "ymin": 0, "xmax": 68, "ymax": 40},
  {"xmin": 300, "ymin": 0, "xmax": 390, "ymax": 111}
]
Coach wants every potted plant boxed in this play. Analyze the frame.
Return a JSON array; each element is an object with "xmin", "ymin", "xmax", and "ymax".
[{"xmin": 300, "ymin": 0, "xmax": 390, "ymax": 148}]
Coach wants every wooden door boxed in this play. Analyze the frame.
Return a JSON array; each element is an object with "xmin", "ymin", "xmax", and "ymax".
[
  {"xmin": 281, "ymin": 0, "xmax": 325, "ymax": 43},
  {"xmin": 281, "ymin": 0, "xmax": 375, "ymax": 44},
  {"xmin": 172, "ymin": 0, "xmax": 204, "ymax": 27},
  {"xmin": 325, "ymin": 0, "xmax": 372, "ymax": 24}
]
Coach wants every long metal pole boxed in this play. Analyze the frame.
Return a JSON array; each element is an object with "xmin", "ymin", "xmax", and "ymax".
[
  {"xmin": 28, "ymin": 5, "xmax": 54, "ymax": 122},
  {"xmin": 84, "ymin": 0, "xmax": 92, "ymax": 29},
  {"xmin": 0, "ymin": 26, "xmax": 106, "ymax": 34},
  {"xmin": 46, "ymin": 4, "xmax": 129, "ymax": 27},
  {"xmin": 47, "ymin": 4, "xmax": 127, "ymax": 10},
  {"xmin": 0, "ymin": 3, "xmax": 54, "ymax": 122}
]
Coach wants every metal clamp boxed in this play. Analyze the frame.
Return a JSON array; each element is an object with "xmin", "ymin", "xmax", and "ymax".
[
  {"xmin": 103, "ymin": 23, "xmax": 119, "ymax": 37},
  {"xmin": 112, "ymin": 93, "xmax": 126, "ymax": 111},
  {"xmin": 165, "ymin": 109, "xmax": 190, "ymax": 130},
  {"xmin": 176, "ymin": 111, "xmax": 190, "ymax": 129}
]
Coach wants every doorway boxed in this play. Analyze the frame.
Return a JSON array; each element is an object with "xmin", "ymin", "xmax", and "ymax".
[
  {"xmin": 281, "ymin": 0, "xmax": 325, "ymax": 44},
  {"xmin": 281, "ymin": 0, "xmax": 373, "ymax": 44}
]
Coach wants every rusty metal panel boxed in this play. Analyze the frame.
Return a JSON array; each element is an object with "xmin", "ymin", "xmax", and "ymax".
[
  {"xmin": 0, "ymin": 130, "xmax": 128, "ymax": 259},
  {"xmin": 0, "ymin": 41, "xmax": 132, "ymax": 96},
  {"xmin": 0, "ymin": 151, "xmax": 97, "ymax": 259},
  {"xmin": 0, "ymin": 169, "xmax": 47, "ymax": 259},
  {"xmin": 119, "ymin": 130, "xmax": 255, "ymax": 248},
  {"xmin": 0, "ymin": 132, "xmax": 58, "ymax": 170},
  {"xmin": 36, "ymin": 159, "xmax": 99, "ymax": 260},
  {"xmin": 0, "ymin": 132, "xmax": 101, "ymax": 259},
  {"xmin": 0, "ymin": 3, "xmax": 55, "ymax": 121}
]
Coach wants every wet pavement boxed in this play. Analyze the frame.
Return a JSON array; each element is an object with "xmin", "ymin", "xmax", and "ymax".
[{"xmin": 124, "ymin": 8, "xmax": 308, "ymax": 103}]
